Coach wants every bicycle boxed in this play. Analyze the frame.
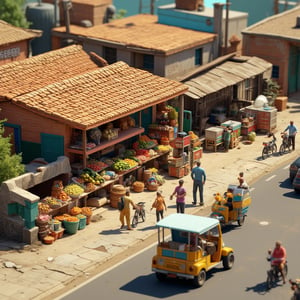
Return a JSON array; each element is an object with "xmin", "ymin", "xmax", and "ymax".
[
  {"xmin": 131, "ymin": 202, "xmax": 146, "ymax": 228},
  {"xmin": 279, "ymin": 132, "xmax": 291, "ymax": 155},
  {"xmin": 262, "ymin": 133, "xmax": 277, "ymax": 160},
  {"xmin": 266, "ymin": 256, "xmax": 288, "ymax": 289}
]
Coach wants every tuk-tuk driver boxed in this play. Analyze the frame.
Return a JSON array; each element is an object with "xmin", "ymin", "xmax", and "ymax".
[{"xmin": 224, "ymin": 188, "xmax": 234, "ymax": 211}]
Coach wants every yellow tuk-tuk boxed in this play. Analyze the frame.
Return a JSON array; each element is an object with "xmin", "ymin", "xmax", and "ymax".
[
  {"xmin": 210, "ymin": 184, "xmax": 251, "ymax": 226},
  {"xmin": 152, "ymin": 214, "xmax": 234, "ymax": 287}
]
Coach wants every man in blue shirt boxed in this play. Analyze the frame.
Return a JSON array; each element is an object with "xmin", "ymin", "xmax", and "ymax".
[
  {"xmin": 191, "ymin": 161, "xmax": 206, "ymax": 206},
  {"xmin": 285, "ymin": 120, "xmax": 298, "ymax": 150}
]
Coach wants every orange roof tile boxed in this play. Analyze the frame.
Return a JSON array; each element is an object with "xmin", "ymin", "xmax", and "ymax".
[
  {"xmin": 53, "ymin": 14, "xmax": 216, "ymax": 55},
  {"xmin": 0, "ymin": 45, "xmax": 99, "ymax": 99},
  {"xmin": 13, "ymin": 61, "xmax": 188, "ymax": 130},
  {"xmin": 0, "ymin": 20, "xmax": 41, "ymax": 45},
  {"xmin": 243, "ymin": 6, "xmax": 300, "ymax": 40}
]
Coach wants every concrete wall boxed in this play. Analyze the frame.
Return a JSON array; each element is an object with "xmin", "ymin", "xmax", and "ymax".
[
  {"xmin": 0, "ymin": 41, "xmax": 29, "ymax": 66},
  {"xmin": 242, "ymin": 35, "xmax": 290, "ymax": 95},
  {"xmin": 0, "ymin": 156, "xmax": 71, "ymax": 243}
]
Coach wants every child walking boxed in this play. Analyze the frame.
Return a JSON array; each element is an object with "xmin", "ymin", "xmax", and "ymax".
[{"xmin": 151, "ymin": 191, "xmax": 167, "ymax": 222}]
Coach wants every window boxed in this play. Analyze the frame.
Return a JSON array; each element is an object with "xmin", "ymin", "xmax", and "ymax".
[
  {"xmin": 103, "ymin": 47, "xmax": 117, "ymax": 64},
  {"xmin": 143, "ymin": 54, "xmax": 154, "ymax": 72},
  {"xmin": 195, "ymin": 48, "xmax": 203, "ymax": 65},
  {"xmin": 272, "ymin": 65, "xmax": 279, "ymax": 78}
]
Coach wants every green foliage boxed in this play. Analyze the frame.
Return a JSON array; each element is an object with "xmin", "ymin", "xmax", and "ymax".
[
  {"xmin": 114, "ymin": 9, "xmax": 127, "ymax": 20},
  {"xmin": 263, "ymin": 78, "xmax": 280, "ymax": 102},
  {"xmin": 0, "ymin": 120, "xmax": 25, "ymax": 184},
  {"xmin": 0, "ymin": 0, "xmax": 30, "ymax": 28}
]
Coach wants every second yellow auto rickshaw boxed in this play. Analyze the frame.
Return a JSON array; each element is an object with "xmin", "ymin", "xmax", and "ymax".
[{"xmin": 210, "ymin": 184, "xmax": 251, "ymax": 226}]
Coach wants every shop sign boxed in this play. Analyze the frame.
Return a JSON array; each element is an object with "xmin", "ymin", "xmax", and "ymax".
[{"xmin": 0, "ymin": 47, "xmax": 20, "ymax": 60}]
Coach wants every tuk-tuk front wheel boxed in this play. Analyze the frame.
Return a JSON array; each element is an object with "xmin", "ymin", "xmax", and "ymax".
[
  {"xmin": 192, "ymin": 269, "xmax": 206, "ymax": 287},
  {"xmin": 223, "ymin": 252, "xmax": 234, "ymax": 270},
  {"xmin": 237, "ymin": 215, "xmax": 245, "ymax": 226}
]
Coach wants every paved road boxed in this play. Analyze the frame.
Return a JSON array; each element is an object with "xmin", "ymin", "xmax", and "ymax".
[{"xmin": 58, "ymin": 162, "xmax": 300, "ymax": 300}]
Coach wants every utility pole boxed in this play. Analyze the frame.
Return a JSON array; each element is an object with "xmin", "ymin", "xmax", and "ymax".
[
  {"xmin": 150, "ymin": 0, "xmax": 155, "ymax": 15},
  {"xmin": 224, "ymin": 0, "xmax": 230, "ymax": 50}
]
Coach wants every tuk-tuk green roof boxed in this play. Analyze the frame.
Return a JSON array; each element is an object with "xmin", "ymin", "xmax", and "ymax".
[{"xmin": 156, "ymin": 214, "xmax": 219, "ymax": 234}]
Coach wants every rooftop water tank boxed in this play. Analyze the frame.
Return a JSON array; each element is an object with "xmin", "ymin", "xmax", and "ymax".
[{"xmin": 26, "ymin": 2, "xmax": 55, "ymax": 55}]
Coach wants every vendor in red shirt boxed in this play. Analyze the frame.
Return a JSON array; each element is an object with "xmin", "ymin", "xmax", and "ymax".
[{"xmin": 270, "ymin": 240, "xmax": 287, "ymax": 284}]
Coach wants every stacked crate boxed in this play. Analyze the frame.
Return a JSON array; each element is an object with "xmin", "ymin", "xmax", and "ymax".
[
  {"xmin": 241, "ymin": 106, "xmax": 277, "ymax": 132},
  {"xmin": 190, "ymin": 137, "xmax": 202, "ymax": 167},
  {"xmin": 205, "ymin": 127, "xmax": 223, "ymax": 152},
  {"xmin": 168, "ymin": 135, "xmax": 190, "ymax": 178}
]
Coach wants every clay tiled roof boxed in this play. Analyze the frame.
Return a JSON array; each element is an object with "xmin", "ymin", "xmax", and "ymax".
[
  {"xmin": 243, "ymin": 6, "xmax": 300, "ymax": 41},
  {"xmin": 13, "ymin": 61, "xmax": 188, "ymax": 130},
  {"xmin": 53, "ymin": 14, "xmax": 216, "ymax": 55},
  {"xmin": 0, "ymin": 20, "xmax": 41, "ymax": 45},
  {"xmin": 0, "ymin": 45, "xmax": 99, "ymax": 100}
]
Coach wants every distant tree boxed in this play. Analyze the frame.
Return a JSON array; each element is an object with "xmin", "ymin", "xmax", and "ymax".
[
  {"xmin": 0, "ymin": 119, "xmax": 25, "ymax": 184},
  {"xmin": 0, "ymin": 0, "xmax": 30, "ymax": 28}
]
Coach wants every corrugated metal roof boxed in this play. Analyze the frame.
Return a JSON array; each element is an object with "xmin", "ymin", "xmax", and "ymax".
[
  {"xmin": 184, "ymin": 56, "xmax": 272, "ymax": 99},
  {"xmin": 0, "ymin": 20, "xmax": 40, "ymax": 46},
  {"xmin": 13, "ymin": 61, "xmax": 188, "ymax": 130}
]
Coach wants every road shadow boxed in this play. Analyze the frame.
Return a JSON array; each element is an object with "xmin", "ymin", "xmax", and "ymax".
[
  {"xmin": 245, "ymin": 281, "xmax": 270, "ymax": 295},
  {"xmin": 120, "ymin": 269, "xmax": 221, "ymax": 298},
  {"xmin": 279, "ymin": 177, "xmax": 293, "ymax": 189},
  {"xmin": 282, "ymin": 190, "xmax": 300, "ymax": 200}
]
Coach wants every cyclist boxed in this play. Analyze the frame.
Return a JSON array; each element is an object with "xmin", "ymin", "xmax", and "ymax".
[
  {"xmin": 284, "ymin": 120, "xmax": 298, "ymax": 151},
  {"xmin": 268, "ymin": 240, "xmax": 287, "ymax": 284}
]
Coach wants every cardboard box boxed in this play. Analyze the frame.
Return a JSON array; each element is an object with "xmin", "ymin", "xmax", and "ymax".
[{"xmin": 275, "ymin": 96, "xmax": 287, "ymax": 111}]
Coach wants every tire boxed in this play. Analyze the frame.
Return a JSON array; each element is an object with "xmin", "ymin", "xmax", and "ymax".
[
  {"xmin": 279, "ymin": 144, "xmax": 285, "ymax": 155},
  {"xmin": 141, "ymin": 209, "xmax": 146, "ymax": 222},
  {"xmin": 262, "ymin": 147, "xmax": 268, "ymax": 159},
  {"xmin": 237, "ymin": 215, "xmax": 245, "ymax": 226},
  {"xmin": 266, "ymin": 270, "xmax": 273, "ymax": 289},
  {"xmin": 283, "ymin": 263, "xmax": 288, "ymax": 277},
  {"xmin": 271, "ymin": 143, "xmax": 277, "ymax": 154},
  {"xmin": 223, "ymin": 252, "xmax": 234, "ymax": 270},
  {"xmin": 156, "ymin": 272, "xmax": 166, "ymax": 281},
  {"xmin": 192, "ymin": 269, "xmax": 206, "ymax": 287},
  {"xmin": 131, "ymin": 213, "xmax": 138, "ymax": 228}
]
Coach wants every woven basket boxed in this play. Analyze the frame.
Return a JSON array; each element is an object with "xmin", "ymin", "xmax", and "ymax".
[
  {"xmin": 147, "ymin": 183, "xmax": 158, "ymax": 191},
  {"xmin": 132, "ymin": 181, "xmax": 145, "ymax": 193}
]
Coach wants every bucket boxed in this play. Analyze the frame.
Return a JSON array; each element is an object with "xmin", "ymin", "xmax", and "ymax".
[
  {"xmin": 63, "ymin": 219, "xmax": 79, "ymax": 234},
  {"xmin": 110, "ymin": 184, "xmax": 126, "ymax": 208},
  {"xmin": 77, "ymin": 215, "xmax": 87, "ymax": 230},
  {"xmin": 38, "ymin": 229, "xmax": 50, "ymax": 240}
]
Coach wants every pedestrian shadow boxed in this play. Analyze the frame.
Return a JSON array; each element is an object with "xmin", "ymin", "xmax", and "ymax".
[
  {"xmin": 245, "ymin": 281, "xmax": 270, "ymax": 295},
  {"xmin": 136, "ymin": 225, "xmax": 157, "ymax": 231},
  {"xmin": 99, "ymin": 228, "xmax": 124, "ymax": 235}
]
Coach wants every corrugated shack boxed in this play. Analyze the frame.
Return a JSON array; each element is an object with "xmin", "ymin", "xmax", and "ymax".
[{"xmin": 182, "ymin": 56, "xmax": 272, "ymax": 135}]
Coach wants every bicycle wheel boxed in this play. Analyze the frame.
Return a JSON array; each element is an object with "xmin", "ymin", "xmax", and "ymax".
[
  {"xmin": 266, "ymin": 270, "xmax": 273, "ymax": 289},
  {"xmin": 262, "ymin": 147, "xmax": 268, "ymax": 159},
  {"xmin": 131, "ymin": 212, "xmax": 138, "ymax": 228},
  {"xmin": 279, "ymin": 144, "xmax": 285, "ymax": 155},
  {"xmin": 271, "ymin": 143, "xmax": 277, "ymax": 154},
  {"xmin": 141, "ymin": 209, "xmax": 146, "ymax": 222}
]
